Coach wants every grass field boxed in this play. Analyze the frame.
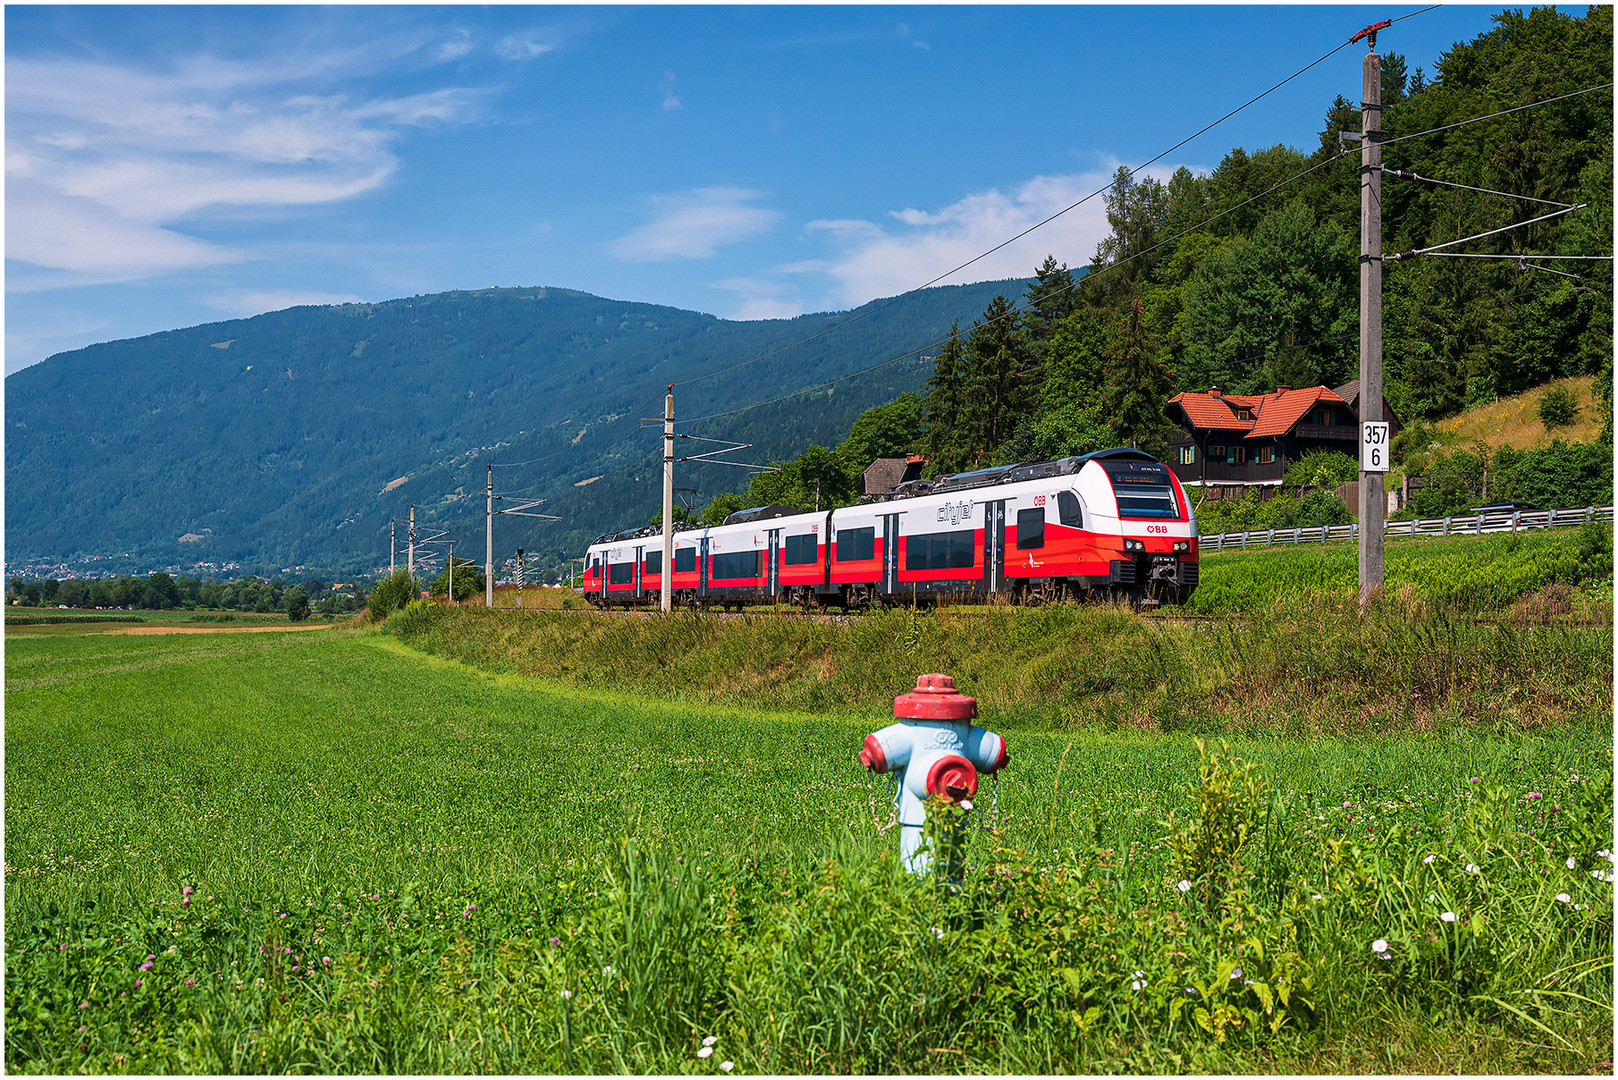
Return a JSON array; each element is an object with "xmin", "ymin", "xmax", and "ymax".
[{"xmin": 5, "ymin": 621, "xmax": 1612, "ymax": 1073}]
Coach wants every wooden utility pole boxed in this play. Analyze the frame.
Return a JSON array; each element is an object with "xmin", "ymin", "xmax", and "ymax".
[
  {"xmin": 1357, "ymin": 33, "xmax": 1385, "ymax": 604},
  {"xmin": 661, "ymin": 385, "xmax": 674, "ymax": 613}
]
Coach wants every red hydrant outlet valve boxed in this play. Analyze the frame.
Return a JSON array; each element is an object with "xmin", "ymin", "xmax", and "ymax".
[
  {"xmin": 859, "ymin": 733, "xmax": 889, "ymax": 773},
  {"xmin": 926, "ymin": 755, "xmax": 978, "ymax": 802}
]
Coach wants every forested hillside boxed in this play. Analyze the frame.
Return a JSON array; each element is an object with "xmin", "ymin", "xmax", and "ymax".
[
  {"xmin": 5, "ymin": 281, "xmax": 1023, "ymax": 579},
  {"xmin": 698, "ymin": 6, "xmax": 1612, "ymax": 522}
]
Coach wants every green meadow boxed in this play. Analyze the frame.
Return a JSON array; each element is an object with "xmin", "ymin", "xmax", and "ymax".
[{"xmin": 5, "ymin": 609, "xmax": 1613, "ymax": 1073}]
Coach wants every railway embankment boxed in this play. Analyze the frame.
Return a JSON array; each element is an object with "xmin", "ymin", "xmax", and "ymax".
[{"xmin": 384, "ymin": 529, "xmax": 1611, "ymax": 737}]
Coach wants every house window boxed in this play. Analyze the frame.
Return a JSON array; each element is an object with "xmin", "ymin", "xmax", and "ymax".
[
  {"xmin": 1233, "ymin": 445, "xmax": 1247, "ymax": 465},
  {"xmin": 1258, "ymin": 446, "xmax": 1275, "ymax": 465},
  {"xmin": 1210, "ymin": 444, "xmax": 1226, "ymax": 460},
  {"xmin": 1178, "ymin": 444, "xmax": 1196, "ymax": 465},
  {"xmin": 1237, "ymin": 409, "xmax": 1253, "ymax": 421},
  {"xmin": 1315, "ymin": 408, "xmax": 1333, "ymax": 426}
]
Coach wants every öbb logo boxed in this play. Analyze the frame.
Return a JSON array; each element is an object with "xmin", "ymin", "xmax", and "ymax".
[{"xmin": 936, "ymin": 501, "xmax": 973, "ymax": 526}]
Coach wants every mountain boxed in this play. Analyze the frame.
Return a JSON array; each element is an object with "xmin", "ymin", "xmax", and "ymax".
[{"xmin": 5, "ymin": 281, "xmax": 1028, "ymax": 580}]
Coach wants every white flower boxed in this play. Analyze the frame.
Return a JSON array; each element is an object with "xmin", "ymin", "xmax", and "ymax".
[
  {"xmin": 1230, "ymin": 967, "xmax": 1243, "ymax": 980},
  {"xmin": 698, "ymin": 1047, "xmax": 713, "ymax": 1059},
  {"xmin": 1567, "ymin": 856, "xmax": 1578, "ymax": 870},
  {"xmin": 1371, "ymin": 938, "xmax": 1389, "ymax": 954},
  {"xmin": 1556, "ymin": 892, "xmax": 1571, "ymax": 903},
  {"xmin": 1131, "ymin": 978, "xmax": 1145, "ymax": 991},
  {"xmin": 1440, "ymin": 911, "xmax": 1456, "ymax": 922},
  {"xmin": 559, "ymin": 990, "xmax": 572, "ymax": 1000},
  {"xmin": 1465, "ymin": 863, "xmax": 1480, "ymax": 875},
  {"xmin": 960, "ymin": 799, "xmax": 973, "ymax": 811},
  {"xmin": 720, "ymin": 1063, "xmax": 734, "ymax": 1073},
  {"xmin": 1311, "ymin": 893, "xmax": 1323, "ymax": 901},
  {"xmin": 931, "ymin": 926, "xmax": 944, "ymax": 939},
  {"xmin": 1422, "ymin": 854, "xmax": 1436, "ymax": 865},
  {"xmin": 702, "ymin": 1036, "xmax": 718, "ymax": 1047},
  {"xmin": 1177, "ymin": 880, "xmax": 1193, "ymax": 893}
]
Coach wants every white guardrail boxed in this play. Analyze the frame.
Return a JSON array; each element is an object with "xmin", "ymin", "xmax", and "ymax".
[{"xmin": 1199, "ymin": 504, "xmax": 1614, "ymax": 551}]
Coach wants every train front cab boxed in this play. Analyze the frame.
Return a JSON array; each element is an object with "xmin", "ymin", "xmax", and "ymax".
[{"xmin": 1089, "ymin": 455, "xmax": 1198, "ymax": 604}]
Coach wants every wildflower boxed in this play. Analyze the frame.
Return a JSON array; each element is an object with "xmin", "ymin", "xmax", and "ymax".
[
  {"xmin": 960, "ymin": 799, "xmax": 974, "ymax": 811},
  {"xmin": 1371, "ymin": 938, "xmax": 1389, "ymax": 955},
  {"xmin": 1230, "ymin": 968, "xmax": 1243, "ymax": 980},
  {"xmin": 1566, "ymin": 856, "xmax": 1577, "ymax": 870},
  {"xmin": 720, "ymin": 1062, "xmax": 734, "ymax": 1072},
  {"xmin": 1422, "ymin": 853, "xmax": 1436, "ymax": 865},
  {"xmin": 182, "ymin": 886, "xmax": 193, "ymax": 896},
  {"xmin": 549, "ymin": 937, "xmax": 560, "ymax": 946},
  {"xmin": 559, "ymin": 990, "xmax": 572, "ymax": 1000},
  {"xmin": 1469, "ymin": 777, "xmax": 1479, "ymax": 784},
  {"xmin": 58, "ymin": 944, "xmax": 68, "ymax": 951},
  {"xmin": 322, "ymin": 957, "xmax": 331, "ymax": 966},
  {"xmin": 184, "ymin": 978, "xmax": 195, "ymax": 987},
  {"xmin": 1311, "ymin": 893, "xmax": 1322, "ymax": 900},
  {"xmin": 698, "ymin": 1047, "xmax": 714, "ymax": 1059},
  {"xmin": 139, "ymin": 961, "xmax": 153, "ymax": 971},
  {"xmin": 79, "ymin": 1001, "xmax": 88, "ymax": 1009},
  {"xmin": 1177, "ymin": 880, "xmax": 1192, "ymax": 893},
  {"xmin": 1556, "ymin": 892, "xmax": 1571, "ymax": 903},
  {"xmin": 931, "ymin": 926, "xmax": 944, "ymax": 939},
  {"xmin": 1131, "ymin": 978, "xmax": 1145, "ymax": 991},
  {"xmin": 1465, "ymin": 863, "xmax": 1480, "ymax": 875},
  {"xmin": 703, "ymin": 1036, "xmax": 718, "ymax": 1047},
  {"xmin": 1527, "ymin": 792, "xmax": 1542, "ymax": 800},
  {"xmin": 134, "ymin": 979, "xmax": 143, "ymax": 989},
  {"xmin": 1440, "ymin": 912, "xmax": 1456, "ymax": 923}
]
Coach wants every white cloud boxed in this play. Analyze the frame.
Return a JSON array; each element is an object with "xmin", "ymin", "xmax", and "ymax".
[
  {"xmin": 4, "ymin": 47, "xmax": 483, "ymax": 284},
  {"xmin": 610, "ymin": 187, "xmax": 779, "ymax": 261},
  {"xmin": 710, "ymin": 277, "xmax": 804, "ymax": 321},
  {"xmin": 806, "ymin": 164, "xmax": 1177, "ymax": 306},
  {"xmin": 205, "ymin": 289, "xmax": 371, "ymax": 316},
  {"xmin": 660, "ymin": 71, "xmax": 682, "ymax": 111}
]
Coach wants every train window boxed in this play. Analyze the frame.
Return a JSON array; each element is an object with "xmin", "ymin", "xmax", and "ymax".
[
  {"xmin": 784, "ymin": 534, "xmax": 818, "ymax": 565},
  {"xmin": 835, "ymin": 527, "xmax": 875, "ymax": 562},
  {"xmin": 1057, "ymin": 491, "xmax": 1083, "ymax": 528},
  {"xmin": 674, "ymin": 547, "xmax": 696, "ymax": 574},
  {"xmin": 904, "ymin": 530, "xmax": 975, "ymax": 571},
  {"xmin": 1102, "ymin": 461, "xmax": 1182, "ymax": 520},
  {"xmin": 643, "ymin": 550, "xmax": 662, "ymax": 575},
  {"xmin": 608, "ymin": 562, "xmax": 634, "ymax": 585},
  {"xmin": 711, "ymin": 550, "xmax": 762, "ymax": 579},
  {"xmin": 1015, "ymin": 508, "xmax": 1045, "ymax": 550},
  {"xmin": 590, "ymin": 557, "xmax": 600, "ymax": 572}
]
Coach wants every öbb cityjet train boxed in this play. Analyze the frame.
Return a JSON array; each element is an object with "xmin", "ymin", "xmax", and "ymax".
[{"xmin": 581, "ymin": 447, "xmax": 1199, "ymax": 610}]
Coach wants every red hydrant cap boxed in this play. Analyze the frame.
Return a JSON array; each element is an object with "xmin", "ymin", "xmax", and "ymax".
[
  {"xmin": 893, "ymin": 673, "xmax": 977, "ymax": 720},
  {"xmin": 926, "ymin": 754, "xmax": 979, "ymax": 802}
]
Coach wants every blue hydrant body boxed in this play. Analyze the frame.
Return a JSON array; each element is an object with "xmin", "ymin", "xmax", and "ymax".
[{"xmin": 861, "ymin": 674, "xmax": 1009, "ymax": 875}]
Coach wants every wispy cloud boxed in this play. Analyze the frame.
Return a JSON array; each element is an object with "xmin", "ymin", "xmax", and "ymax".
[
  {"xmin": 610, "ymin": 187, "xmax": 779, "ymax": 261},
  {"xmin": 495, "ymin": 32, "xmax": 556, "ymax": 61},
  {"xmin": 5, "ymin": 45, "xmax": 485, "ymax": 286},
  {"xmin": 205, "ymin": 288, "xmax": 371, "ymax": 316},
  {"xmin": 710, "ymin": 277, "xmax": 803, "ymax": 321},
  {"xmin": 805, "ymin": 165, "xmax": 1176, "ymax": 306},
  {"xmin": 660, "ymin": 71, "xmax": 682, "ymax": 111}
]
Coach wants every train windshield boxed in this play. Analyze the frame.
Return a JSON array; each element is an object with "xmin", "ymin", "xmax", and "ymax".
[{"xmin": 1100, "ymin": 460, "xmax": 1182, "ymax": 520}]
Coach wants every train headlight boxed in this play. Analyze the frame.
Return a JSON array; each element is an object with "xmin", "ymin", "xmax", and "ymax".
[
  {"xmin": 1173, "ymin": 540, "xmax": 1190, "ymax": 553},
  {"xmin": 1124, "ymin": 538, "xmax": 1145, "ymax": 552}
]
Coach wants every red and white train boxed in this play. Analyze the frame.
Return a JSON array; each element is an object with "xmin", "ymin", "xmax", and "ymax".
[{"xmin": 581, "ymin": 447, "xmax": 1199, "ymax": 610}]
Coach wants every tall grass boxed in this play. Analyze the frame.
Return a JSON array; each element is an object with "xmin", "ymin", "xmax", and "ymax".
[
  {"xmin": 384, "ymin": 591, "xmax": 1612, "ymax": 735},
  {"xmin": 5, "ymin": 628, "xmax": 1612, "ymax": 1072}
]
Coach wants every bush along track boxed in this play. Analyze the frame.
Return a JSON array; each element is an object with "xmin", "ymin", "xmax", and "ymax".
[{"xmin": 7, "ymin": 743, "xmax": 1611, "ymax": 1074}]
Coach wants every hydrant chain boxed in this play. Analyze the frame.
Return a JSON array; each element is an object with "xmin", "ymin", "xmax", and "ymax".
[{"xmin": 866, "ymin": 767, "xmax": 897, "ymax": 835}]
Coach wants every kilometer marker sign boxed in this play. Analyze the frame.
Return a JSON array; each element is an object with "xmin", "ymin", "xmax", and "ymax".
[{"xmin": 1361, "ymin": 421, "xmax": 1390, "ymax": 473}]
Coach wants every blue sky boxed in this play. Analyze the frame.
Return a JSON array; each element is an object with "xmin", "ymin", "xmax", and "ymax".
[{"xmin": 5, "ymin": 4, "xmax": 1510, "ymax": 374}]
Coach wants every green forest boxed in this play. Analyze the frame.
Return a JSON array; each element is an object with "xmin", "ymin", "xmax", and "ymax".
[{"xmin": 693, "ymin": 7, "xmax": 1612, "ymax": 528}]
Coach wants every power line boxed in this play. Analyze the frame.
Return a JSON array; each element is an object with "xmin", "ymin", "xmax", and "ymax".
[
  {"xmin": 1379, "ymin": 82, "xmax": 1613, "ymax": 149},
  {"xmin": 669, "ymin": 23, "xmax": 1384, "ymax": 393},
  {"xmin": 1382, "ymin": 166, "xmax": 1577, "ymax": 207}
]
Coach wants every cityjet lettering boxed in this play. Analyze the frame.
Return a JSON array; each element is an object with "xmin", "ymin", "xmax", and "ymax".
[{"xmin": 936, "ymin": 501, "xmax": 974, "ymax": 526}]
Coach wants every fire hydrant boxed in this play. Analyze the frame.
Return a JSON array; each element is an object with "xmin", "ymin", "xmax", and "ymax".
[{"xmin": 860, "ymin": 673, "xmax": 1009, "ymax": 876}]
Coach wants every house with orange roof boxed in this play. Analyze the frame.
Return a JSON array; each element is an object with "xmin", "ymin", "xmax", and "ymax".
[{"xmin": 1163, "ymin": 385, "xmax": 1402, "ymax": 488}]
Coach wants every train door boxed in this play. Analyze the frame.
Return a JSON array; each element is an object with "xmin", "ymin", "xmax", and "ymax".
[
  {"xmin": 633, "ymin": 545, "xmax": 644, "ymax": 599},
  {"xmin": 882, "ymin": 512, "xmax": 901, "ymax": 595},
  {"xmin": 983, "ymin": 500, "xmax": 1006, "ymax": 594},
  {"xmin": 767, "ymin": 529, "xmax": 781, "ymax": 597},
  {"xmin": 699, "ymin": 536, "xmax": 710, "ymax": 598}
]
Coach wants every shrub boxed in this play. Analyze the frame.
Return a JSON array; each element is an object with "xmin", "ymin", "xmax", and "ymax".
[
  {"xmin": 1285, "ymin": 448, "xmax": 1358, "ymax": 490},
  {"xmin": 366, "ymin": 568, "xmax": 417, "ymax": 622},
  {"xmin": 1538, "ymin": 384, "xmax": 1580, "ymax": 429}
]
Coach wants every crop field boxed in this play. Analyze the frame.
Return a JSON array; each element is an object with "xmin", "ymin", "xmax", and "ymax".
[{"xmin": 5, "ymin": 618, "xmax": 1612, "ymax": 1074}]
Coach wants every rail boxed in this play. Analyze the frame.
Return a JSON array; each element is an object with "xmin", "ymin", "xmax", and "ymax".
[{"xmin": 1199, "ymin": 504, "xmax": 1613, "ymax": 551}]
